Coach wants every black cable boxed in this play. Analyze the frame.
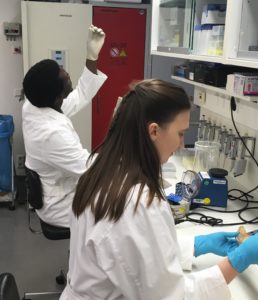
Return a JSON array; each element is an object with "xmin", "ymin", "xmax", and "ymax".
[
  {"xmin": 176, "ymin": 185, "xmax": 258, "ymax": 226},
  {"xmin": 177, "ymin": 185, "xmax": 258, "ymax": 226},
  {"xmin": 176, "ymin": 212, "xmax": 248, "ymax": 226},
  {"xmin": 177, "ymin": 212, "xmax": 223, "ymax": 226},
  {"xmin": 238, "ymin": 207, "xmax": 258, "ymax": 223},
  {"xmin": 228, "ymin": 188, "xmax": 254, "ymax": 200},
  {"xmin": 227, "ymin": 97, "xmax": 258, "ymax": 216},
  {"xmin": 230, "ymin": 97, "xmax": 258, "ymax": 167},
  {"xmin": 188, "ymin": 184, "xmax": 250, "ymax": 215},
  {"xmin": 177, "ymin": 204, "xmax": 258, "ymax": 226},
  {"xmin": 230, "ymin": 96, "xmax": 237, "ymax": 111},
  {"xmin": 176, "ymin": 99, "xmax": 258, "ymax": 227},
  {"xmin": 227, "ymin": 188, "xmax": 258, "ymax": 204}
]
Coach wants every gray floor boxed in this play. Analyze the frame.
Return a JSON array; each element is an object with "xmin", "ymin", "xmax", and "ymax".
[{"xmin": 0, "ymin": 187, "xmax": 69, "ymax": 299}]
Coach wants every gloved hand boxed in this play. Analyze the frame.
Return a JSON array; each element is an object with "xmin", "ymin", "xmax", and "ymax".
[
  {"xmin": 86, "ymin": 24, "xmax": 105, "ymax": 61},
  {"xmin": 194, "ymin": 231, "xmax": 239, "ymax": 257},
  {"xmin": 228, "ymin": 233, "xmax": 258, "ymax": 272}
]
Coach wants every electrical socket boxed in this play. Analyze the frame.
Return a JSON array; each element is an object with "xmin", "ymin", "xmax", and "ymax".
[
  {"xmin": 16, "ymin": 154, "xmax": 25, "ymax": 169},
  {"xmin": 12, "ymin": 45, "xmax": 22, "ymax": 54},
  {"xmin": 13, "ymin": 88, "xmax": 22, "ymax": 98},
  {"xmin": 198, "ymin": 91, "xmax": 206, "ymax": 104}
]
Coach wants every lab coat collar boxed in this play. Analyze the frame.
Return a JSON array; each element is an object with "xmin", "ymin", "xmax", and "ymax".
[{"xmin": 24, "ymin": 99, "xmax": 67, "ymax": 121}]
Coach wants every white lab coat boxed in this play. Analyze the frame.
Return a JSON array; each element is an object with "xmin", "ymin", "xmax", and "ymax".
[
  {"xmin": 22, "ymin": 67, "xmax": 107, "ymax": 228},
  {"xmin": 60, "ymin": 184, "xmax": 231, "ymax": 300}
]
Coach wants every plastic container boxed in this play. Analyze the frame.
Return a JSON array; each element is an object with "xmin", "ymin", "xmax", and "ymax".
[
  {"xmin": 201, "ymin": 4, "xmax": 226, "ymax": 25},
  {"xmin": 193, "ymin": 141, "xmax": 220, "ymax": 172},
  {"xmin": 0, "ymin": 115, "xmax": 14, "ymax": 192},
  {"xmin": 208, "ymin": 25, "xmax": 225, "ymax": 56}
]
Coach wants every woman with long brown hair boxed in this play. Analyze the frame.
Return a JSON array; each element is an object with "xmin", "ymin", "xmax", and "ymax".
[{"xmin": 60, "ymin": 79, "xmax": 258, "ymax": 300}]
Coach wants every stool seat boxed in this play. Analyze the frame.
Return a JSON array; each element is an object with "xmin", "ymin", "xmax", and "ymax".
[
  {"xmin": 23, "ymin": 166, "xmax": 70, "ymax": 299},
  {"xmin": 0, "ymin": 273, "xmax": 20, "ymax": 300},
  {"xmin": 40, "ymin": 219, "xmax": 70, "ymax": 240}
]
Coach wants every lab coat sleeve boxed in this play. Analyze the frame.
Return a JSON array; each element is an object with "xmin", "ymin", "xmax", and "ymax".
[
  {"xmin": 95, "ymin": 198, "xmax": 231, "ymax": 300},
  {"xmin": 184, "ymin": 265, "xmax": 231, "ymax": 300},
  {"xmin": 177, "ymin": 236, "xmax": 195, "ymax": 271},
  {"xmin": 42, "ymin": 125, "xmax": 89, "ymax": 177},
  {"xmin": 61, "ymin": 67, "xmax": 107, "ymax": 118}
]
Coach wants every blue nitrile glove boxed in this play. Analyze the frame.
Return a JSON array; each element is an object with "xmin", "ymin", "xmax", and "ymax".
[
  {"xmin": 194, "ymin": 232, "xmax": 239, "ymax": 257},
  {"xmin": 228, "ymin": 233, "xmax": 258, "ymax": 273}
]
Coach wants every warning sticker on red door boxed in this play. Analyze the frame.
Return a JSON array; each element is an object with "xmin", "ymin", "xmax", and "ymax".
[
  {"xmin": 109, "ymin": 43, "xmax": 128, "ymax": 66},
  {"xmin": 110, "ymin": 48, "xmax": 119, "ymax": 57},
  {"xmin": 119, "ymin": 49, "xmax": 127, "ymax": 57}
]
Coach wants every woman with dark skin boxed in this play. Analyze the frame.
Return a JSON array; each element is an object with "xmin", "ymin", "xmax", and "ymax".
[{"xmin": 22, "ymin": 25, "xmax": 107, "ymax": 228}]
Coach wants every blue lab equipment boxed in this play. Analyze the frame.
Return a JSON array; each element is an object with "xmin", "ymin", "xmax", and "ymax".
[{"xmin": 176, "ymin": 168, "xmax": 228, "ymax": 208}]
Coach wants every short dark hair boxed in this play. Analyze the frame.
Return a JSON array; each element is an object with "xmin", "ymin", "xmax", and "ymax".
[
  {"xmin": 73, "ymin": 79, "xmax": 191, "ymax": 223},
  {"xmin": 23, "ymin": 59, "xmax": 63, "ymax": 107}
]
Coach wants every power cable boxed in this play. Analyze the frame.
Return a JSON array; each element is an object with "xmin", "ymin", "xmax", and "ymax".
[{"xmin": 177, "ymin": 97, "xmax": 258, "ymax": 226}]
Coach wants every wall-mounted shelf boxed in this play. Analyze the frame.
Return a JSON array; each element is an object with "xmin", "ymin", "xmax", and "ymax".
[
  {"xmin": 171, "ymin": 75, "xmax": 258, "ymax": 103},
  {"xmin": 153, "ymin": 51, "xmax": 258, "ymax": 69},
  {"xmin": 151, "ymin": 51, "xmax": 223, "ymax": 63}
]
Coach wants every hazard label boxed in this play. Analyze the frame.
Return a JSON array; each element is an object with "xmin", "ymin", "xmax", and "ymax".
[
  {"xmin": 119, "ymin": 49, "xmax": 127, "ymax": 57},
  {"xmin": 110, "ymin": 48, "xmax": 119, "ymax": 57}
]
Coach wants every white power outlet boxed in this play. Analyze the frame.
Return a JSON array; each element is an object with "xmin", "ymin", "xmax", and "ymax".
[
  {"xmin": 16, "ymin": 154, "xmax": 25, "ymax": 169},
  {"xmin": 198, "ymin": 91, "xmax": 206, "ymax": 104}
]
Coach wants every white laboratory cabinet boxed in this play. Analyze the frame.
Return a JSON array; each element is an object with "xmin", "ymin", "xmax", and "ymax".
[
  {"xmin": 152, "ymin": 3, "xmax": 258, "ymax": 299},
  {"xmin": 156, "ymin": 0, "xmax": 194, "ymax": 53},
  {"xmin": 21, "ymin": 1, "xmax": 92, "ymax": 149},
  {"xmin": 151, "ymin": 0, "xmax": 258, "ymax": 69},
  {"xmin": 151, "ymin": 0, "xmax": 258, "ymax": 202},
  {"xmin": 223, "ymin": 0, "xmax": 258, "ymax": 68}
]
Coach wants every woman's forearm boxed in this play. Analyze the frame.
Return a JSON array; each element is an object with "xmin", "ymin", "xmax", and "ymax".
[{"xmin": 218, "ymin": 258, "xmax": 239, "ymax": 284}]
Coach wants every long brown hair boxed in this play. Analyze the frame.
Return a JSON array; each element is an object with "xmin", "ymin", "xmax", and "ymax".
[{"xmin": 73, "ymin": 79, "xmax": 191, "ymax": 223}]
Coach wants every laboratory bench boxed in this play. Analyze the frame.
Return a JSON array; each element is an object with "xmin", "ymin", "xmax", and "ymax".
[{"xmin": 162, "ymin": 154, "xmax": 258, "ymax": 300}]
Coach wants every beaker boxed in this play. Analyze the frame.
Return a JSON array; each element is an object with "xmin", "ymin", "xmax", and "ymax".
[{"xmin": 193, "ymin": 141, "xmax": 220, "ymax": 172}]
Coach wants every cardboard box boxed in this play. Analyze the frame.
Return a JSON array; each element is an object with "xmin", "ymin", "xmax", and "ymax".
[{"xmin": 234, "ymin": 73, "xmax": 258, "ymax": 96}]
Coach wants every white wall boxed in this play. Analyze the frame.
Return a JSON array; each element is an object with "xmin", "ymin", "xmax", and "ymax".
[
  {"xmin": 194, "ymin": 88, "xmax": 258, "ymax": 199},
  {"xmin": 151, "ymin": 55, "xmax": 200, "ymax": 146},
  {"xmin": 0, "ymin": 0, "xmax": 24, "ymax": 175}
]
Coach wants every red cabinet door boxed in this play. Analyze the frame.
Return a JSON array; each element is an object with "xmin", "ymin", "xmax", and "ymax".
[{"xmin": 92, "ymin": 6, "xmax": 146, "ymax": 150}]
